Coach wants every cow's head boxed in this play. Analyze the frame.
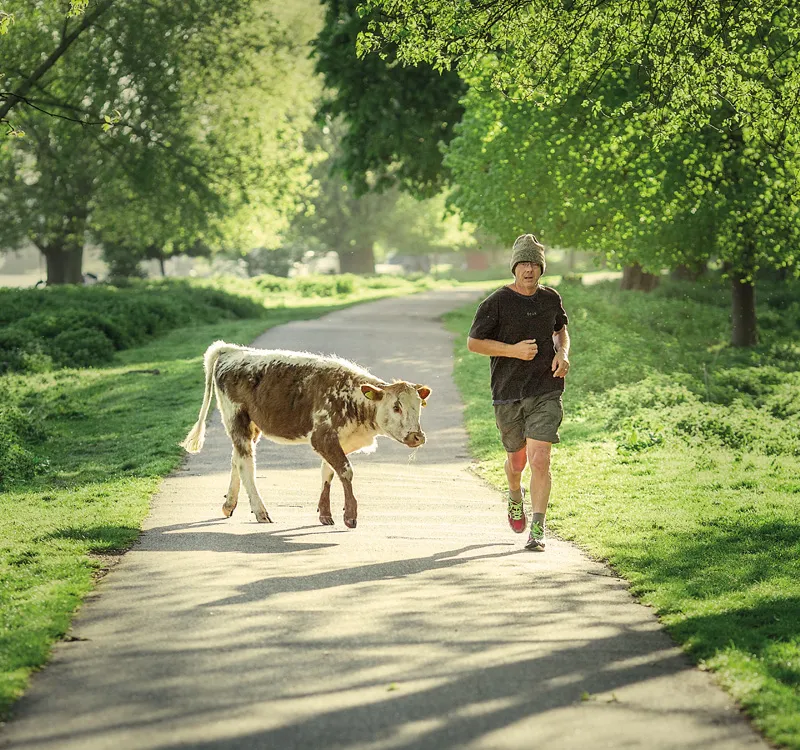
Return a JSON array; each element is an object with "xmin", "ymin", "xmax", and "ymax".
[{"xmin": 361, "ymin": 381, "xmax": 432, "ymax": 448}]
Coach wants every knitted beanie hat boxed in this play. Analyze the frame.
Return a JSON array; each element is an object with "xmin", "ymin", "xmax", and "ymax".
[{"xmin": 510, "ymin": 234, "xmax": 546, "ymax": 275}]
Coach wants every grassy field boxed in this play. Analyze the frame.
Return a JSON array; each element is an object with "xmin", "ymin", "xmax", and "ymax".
[
  {"xmin": 0, "ymin": 274, "xmax": 433, "ymax": 719},
  {"xmin": 445, "ymin": 276, "xmax": 800, "ymax": 749}
]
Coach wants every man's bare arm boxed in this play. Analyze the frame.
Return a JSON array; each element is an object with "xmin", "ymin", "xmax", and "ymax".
[
  {"xmin": 467, "ymin": 337, "xmax": 538, "ymax": 361},
  {"xmin": 551, "ymin": 326, "xmax": 571, "ymax": 377}
]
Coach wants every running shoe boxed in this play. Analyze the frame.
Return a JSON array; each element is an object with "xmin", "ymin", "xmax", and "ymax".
[
  {"xmin": 525, "ymin": 520, "xmax": 546, "ymax": 551},
  {"xmin": 507, "ymin": 490, "xmax": 527, "ymax": 534}
]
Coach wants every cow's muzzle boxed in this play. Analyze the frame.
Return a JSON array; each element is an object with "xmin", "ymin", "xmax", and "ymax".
[{"xmin": 404, "ymin": 431, "xmax": 426, "ymax": 448}]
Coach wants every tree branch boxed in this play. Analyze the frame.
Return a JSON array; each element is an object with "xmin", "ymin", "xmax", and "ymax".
[
  {"xmin": 0, "ymin": 0, "xmax": 115, "ymax": 122},
  {"xmin": 0, "ymin": 92, "xmax": 107, "ymax": 127}
]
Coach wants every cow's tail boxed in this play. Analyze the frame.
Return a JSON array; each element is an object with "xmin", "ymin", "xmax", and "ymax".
[{"xmin": 180, "ymin": 341, "xmax": 235, "ymax": 453}]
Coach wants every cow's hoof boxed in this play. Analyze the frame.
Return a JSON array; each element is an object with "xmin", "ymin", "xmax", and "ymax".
[
  {"xmin": 222, "ymin": 505, "xmax": 236, "ymax": 518},
  {"xmin": 255, "ymin": 510, "xmax": 273, "ymax": 523},
  {"xmin": 344, "ymin": 517, "xmax": 357, "ymax": 529},
  {"xmin": 319, "ymin": 515, "xmax": 335, "ymax": 526}
]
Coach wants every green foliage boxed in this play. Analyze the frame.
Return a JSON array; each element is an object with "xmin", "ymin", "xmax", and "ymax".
[
  {"xmin": 440, "ymin": 65, "xmax": 798, "ymax": 350},
  {"xmin": 443, "ymin": 66, "xmax": 799, "ymax": 283},
  {"xmin": 0, "ymin": 0, "xmax": 323, "ymax": 281},
  {"xmin": 0, "ymin": 281, "xmax": 267, "ymax": 374},
  {"xmin": 67, "ymin": 1, "xmax": 89, "ymax": 18},
  {"xmin": 0, "ymin": 396, "xmax": 47, "ymax": 487},
  {"xmin": 313, "ymin": 0, "xmax": 465, "ymax": 197},
  {"xmin": 360, "ymin": 1, "xmax": 800, "ymax": 159},
  {"xmin": 254, "ymin": 274, "xmax": 292, "ymax": 293},
  {"xmin": 293, "ymin": 274, "xmax": 355, "ymax": 297},
  {"xmin": 447, "ymin": 277, "xmax": 800, "ymax": 747},
  {"xmin": 0, "ymin": 272, "xmax": 437, "ymax": 375},
  {"xmin": 360, "ymin": 0, "xmax": 800, "ymax": 350}
]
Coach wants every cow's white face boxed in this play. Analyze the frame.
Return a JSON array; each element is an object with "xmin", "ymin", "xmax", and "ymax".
[{"xmin": 361, "ymin": 382, "xmax": 431, "ymax": 448}]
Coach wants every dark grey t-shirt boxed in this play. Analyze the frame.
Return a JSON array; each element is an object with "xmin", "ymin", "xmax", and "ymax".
[{"xmin": 468, "ymin": 285, "xmax": 569, "ymax": 404}]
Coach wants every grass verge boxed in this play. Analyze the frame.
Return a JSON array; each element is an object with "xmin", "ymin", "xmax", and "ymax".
[{"xmin": 445, "ymin": 277, "xmax": 800, "ymax": 749}]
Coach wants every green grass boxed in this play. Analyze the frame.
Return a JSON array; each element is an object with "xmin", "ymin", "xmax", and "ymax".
[
  {"xmin": 0, "ymin": 277, "xmax": 435, "ymax": 719},
  {"xmin": 446, "ymin": 278, "xmax": 800, "ymax": 749}
]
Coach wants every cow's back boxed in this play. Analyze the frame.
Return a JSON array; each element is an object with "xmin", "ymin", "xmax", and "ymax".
[{"xmin": 215, "ymin": 349, "xmax": 379, "ymax": 442}]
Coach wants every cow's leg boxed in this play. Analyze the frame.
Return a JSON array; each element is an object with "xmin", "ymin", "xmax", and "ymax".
[
  {"xmin": 230, "ymin": 410, "xmax": 272, "ymax": 523},
  {"xmin": 234, "ymin": 448, "xmax": 272, "ymax": 523},
  {"xmin": 311, "ymin": 426, "xmax": 358, "ymax": 528},
  {"xmin": 317, "ymin": 461, "xmax": 335, "ymax": 526},
  {"xmin": 222, "ymin": 450, "xmax": 240, "ymax": 518}
]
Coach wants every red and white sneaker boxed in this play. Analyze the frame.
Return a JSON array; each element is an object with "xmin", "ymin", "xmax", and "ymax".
[{"xmin": 507, "ymin": 490, "xmax": 527, "ymax": 534}]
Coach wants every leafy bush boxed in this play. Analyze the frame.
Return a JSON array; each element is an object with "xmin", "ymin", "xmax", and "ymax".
[
  {"xmin": 254, "ymin": 275, "xmax": 291, "ymax": 293},
  {"xmin": 51, "ymin": 329, "xmax": 116, "ymax": 368},
  {"xmin": 0, "ymin": 402, "xmax": 46, "ymax": 487},
  {"xmin": 335, "ymin": 276, "xmax": 355, "ymax": 295},
  {"xmin": 0, "ymin": 273, "xmax": 435, "ymax": 375},
  {"xmin": 293, "ymin": 275, "xmax": 355, "ymax": 297},
  {"xmin": 562, "ymin": 278, "xmax": 800, "ymax": 458},
  {"xmin": 711, "ymin": 366, "xmax": 786, "ymax": 405},
  {"xmin": 0, "ymin": 281, "xmax": 267, "ymax": 374}
]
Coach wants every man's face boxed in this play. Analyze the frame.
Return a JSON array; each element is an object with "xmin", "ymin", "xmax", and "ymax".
[{"xmin": 513, "ymin": 261, "xmax": 542, "ymax": 290}]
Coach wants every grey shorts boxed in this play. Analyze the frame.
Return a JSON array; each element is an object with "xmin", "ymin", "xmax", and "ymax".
[{"xmin": 494, "ymin": 391, "xmax": 564, "ymax": 451}]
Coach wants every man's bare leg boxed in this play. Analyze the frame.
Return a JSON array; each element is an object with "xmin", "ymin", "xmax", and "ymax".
[
  {"xmin": 526, "ymin": 439, "xmax": 552, "ymax": 514},
  {"xmin": 505, "ymin": 446, "xmax": 527, "ymax": 492},
  {"xmin": 525, "ymin": 439, "xmax": 552, "ymax": 549},
  {"xmin": 505, "ymin": 446, "xmax": 528, "ymax": 533}
]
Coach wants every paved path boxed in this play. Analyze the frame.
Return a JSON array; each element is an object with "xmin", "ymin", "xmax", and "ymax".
[{"xmin": 2, "ymin": 290, "xmax": 766, "ymax": 750}]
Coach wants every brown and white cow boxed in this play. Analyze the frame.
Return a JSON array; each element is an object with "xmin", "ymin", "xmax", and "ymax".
[{"xmin": 181, "ymin": 341, "xmax": 431, "ymax": 528}]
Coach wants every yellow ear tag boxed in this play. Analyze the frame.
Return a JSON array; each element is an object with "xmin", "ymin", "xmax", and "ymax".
[
  {"xmin": 420, "ymin": 399, "xmax": 427, "ymax": 407},
  {"xmin": 364, "ymin": 390, "xmax": 376, "ymax": 400}
]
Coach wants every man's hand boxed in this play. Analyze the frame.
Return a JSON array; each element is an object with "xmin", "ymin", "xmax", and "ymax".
[
  {"xmin": 552, "ymin": 350, "xmax": 570, "ymax": 377},
  {"xmin": 512, "ymin": 339, "xmax": 538, "ymax": 361}
]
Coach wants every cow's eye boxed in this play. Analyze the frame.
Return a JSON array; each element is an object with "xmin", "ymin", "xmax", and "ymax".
[{"xmin": 393, "ymin": 403, "xmax": 402, "ymax": 414}]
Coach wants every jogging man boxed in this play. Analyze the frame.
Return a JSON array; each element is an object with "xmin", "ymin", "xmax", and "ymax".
[{"xmin": 467, "ymin": 234, "xmax": 570, "ymax": 551}]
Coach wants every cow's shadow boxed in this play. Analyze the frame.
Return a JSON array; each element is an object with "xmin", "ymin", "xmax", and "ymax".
[{"xmin": 41, "ymin": 520, "xmax": 340, "ymax": 556}]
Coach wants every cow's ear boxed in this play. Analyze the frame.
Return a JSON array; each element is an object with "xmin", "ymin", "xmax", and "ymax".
[
  {"xmin": 415, "ymin": 385, "xmax": 431, "ymax": 404},
  {"xmin": 361, "ymin": 384, "xmax": 384, "ymax": 401}
]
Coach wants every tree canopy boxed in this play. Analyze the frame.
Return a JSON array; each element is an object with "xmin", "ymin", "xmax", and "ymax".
[
  {"xmin": 0, "ymin": 0, "xmax": 322, "ymax": 282},
  {"xmin": 446, "ymin": 63, "xmax": 798, "ymax": 276},
  {"xmin": 360, "ymin": 1, "xmax": 800, "ymax": 158},
  {"xmin": 313, "ymin": 0, "xmax": 466, "ymax": 198},
  {"xmin": 443, "ymin": 61, "xmax": 800, "ymax": 344},
  {"xmin": 286, "ymin": 120, "xmax": 476, "ymax": 273}
]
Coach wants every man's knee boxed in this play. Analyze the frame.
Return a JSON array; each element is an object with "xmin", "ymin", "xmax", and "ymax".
[
  {"xmin": 527, "ymin": 443, "xmax": 552, "ymax": 473},
  {"xmin": 507, "ymin": 447, "xmax": 527, "ymax": 473}
]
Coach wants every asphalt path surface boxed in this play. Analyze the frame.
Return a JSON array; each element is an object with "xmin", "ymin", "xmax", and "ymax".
[{"xmin": 1, "ymin": 289, "xmax": 767, "ymax": 750}]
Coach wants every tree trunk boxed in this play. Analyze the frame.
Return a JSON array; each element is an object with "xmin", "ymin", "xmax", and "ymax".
[
  {"xmin": 567, "ymin": 249, "xmax": 576, "ymax": 272},
  {"xmin": 670, "ymin": 262, "xmax": 706, "ymax": 282},
  {"xmin": 731, "ymin": 277, "xmax": 758, "ymax": 347},
  {"xmin": 338, "ymin": 245, "xmax": 375, "ymax": 274},
  {"xmin": 620, "ymin": 263, "xmax": 659, "ymax": 291},
  {"xmin": 159, "ymin": 256, "xmax": 166, "ymax": 276},
  {"xmin": 44, "ymin": 244, "xmax": 84, "ymax": 284}
]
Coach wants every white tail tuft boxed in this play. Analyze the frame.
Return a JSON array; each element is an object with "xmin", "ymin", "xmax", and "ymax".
[
  {"xmin": 180, "ymin": 422, "xmax": 206, "ymax": 453},
  {"xmin": 180, "ymin": 340, "xmax": 238, "ymax": 454}
]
